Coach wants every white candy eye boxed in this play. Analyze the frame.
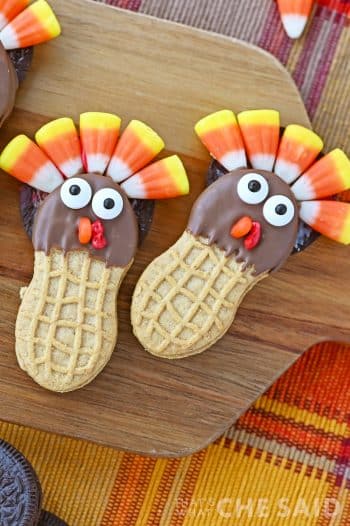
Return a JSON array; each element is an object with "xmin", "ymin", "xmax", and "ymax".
[
  {"xmin": 60, "ymin": 178, "xmax": 92, "ymax": 210},
  {"xmin": 92, "ymin": 188, "xmax": 124, "ymax": 220},
  {"xmin": 263, "ymin": 195, "xmax": 295, "ymax": 227},
  {"xmin": 237, "ymin": 173, "xmax": 269, "ymax": 204}
]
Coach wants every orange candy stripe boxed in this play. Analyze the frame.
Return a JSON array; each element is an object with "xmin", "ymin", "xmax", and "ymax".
[
  {"xmin": 131, "ymin": 164, "xmax": 179, "ymax": 199},
  {"xmin": 112, "ymin": 128, "xmax": 154, "ymax": 171},
  {"xmin": 0, "ymin": 0, "xmax": 30, "ymax": 27},
  {"xmin": 10, "ymin": 142, "xmax": 49, "ymax": 183},
  {"xmin": 81, "ymin": 129, "xmax": 119, "ymax": 156},
  {"xmin": 40, "ymin": 130, "xmax": 81, "ymax": 168},
  {"xmin": 239, "ymin": 124, "xmax": 280, "ymax": 157},
  {"xmin": 302, "ymin": 154, "xmax": 341, "ymax": 195},
  {"xmin": 8, "ymin": 6, "xmax": 52, "ymax": 47},
  {"xmin": 277, "ymin": 136, "xmax": 320, "ymax": 172},
  {"xmin": 300, "ymin": 200, "xmax": 350, "ymax": 243},
  {"xmin": 277, "ymin": 0, "xmax": 313, "ymax": 17},
  {"xmin": 200, "ymin": 124, "xmax": 244, "ymax": 159}
]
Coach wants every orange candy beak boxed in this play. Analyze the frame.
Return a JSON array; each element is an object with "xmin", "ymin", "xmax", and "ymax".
[
  {"xmin": 231, "ymin": 216, "xmax": 262, "ymax": 250},
  {"xmin": 78, "ymin": 217, "xmax": 92, "ymax": 244},
  {"xmin": 230, "ymin": 216, "xmax": 253, "ymax": 238}
]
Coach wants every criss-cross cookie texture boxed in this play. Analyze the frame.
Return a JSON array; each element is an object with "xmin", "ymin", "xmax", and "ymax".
[
  {"xmin": 16, "ymin": 250, "xmax": 129, "ymax": 392},
  {"xmin": 132, "ymin": 231, "xmax": 266, "ymax": 358}
]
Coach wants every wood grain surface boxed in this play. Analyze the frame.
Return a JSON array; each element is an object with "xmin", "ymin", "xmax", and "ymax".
[{"xmin": 0, "ymin": 0, "xmax": 348, "ymax": 457}]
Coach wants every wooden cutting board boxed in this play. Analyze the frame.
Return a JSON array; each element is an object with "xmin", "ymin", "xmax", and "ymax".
[{"xmin": 0, "ymin": 0, "xmax": 349, "ymax": 457}]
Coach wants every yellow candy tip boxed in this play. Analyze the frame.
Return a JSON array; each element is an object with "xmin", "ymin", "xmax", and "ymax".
[
  {"xmin": 331, "ymin": 149, "xmax": 350, "ymax": 186},
  {"xmin": 33, "ymin": 0, "xmax": 61, "ymax": 38},
  {"xmin": 284, "ymin": 124, "xmax": 324, "ymax": 151},
  {"xmin": 0, "ymin": 135, "xmax": 30, "ymax": 171},
  {"xmin": 237, "ymin": 109, "xmax": 280, "ymax": 126},
  {"xmin": 129, "ymin": 120, "xmax": 165, "ymax": 153},
  {"xmin": 35, "ymin": 118, "xmax": 76, "ymax": 143},
  {"xmin": 166, "ymin": 155, "xmax": 190, "ymax": 195},
  {"xmin": 195, "ymin": 110, "xmax": 237, "ymax": 136},
  {"xmin": 80, "ymin": 112, "xmax": 121, "ymax": 130}
]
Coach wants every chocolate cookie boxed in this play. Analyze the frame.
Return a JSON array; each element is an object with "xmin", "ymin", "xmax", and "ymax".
[
  {"xmin": 8, "ymin": 46, "xmax": 34, "ymax": 84},
  {"xmin": 0, "ymin": 439, "xmax": 42, "ymax": 526},
  {"xmin": 0, "ymin": 43, "xmax": 18, "ymax": 127}
]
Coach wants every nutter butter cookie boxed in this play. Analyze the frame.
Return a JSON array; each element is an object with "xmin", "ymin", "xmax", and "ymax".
[
  {"xmin": 131, "ymin": 109, "xmax": 350, "ymax": 359},
  {"xmin": 0, "ymin": 112, "xmax": 189, "ymax": 392},
  {"xmin": 0, "ymin": 0, "xmax": 60, "ymax": 128}
]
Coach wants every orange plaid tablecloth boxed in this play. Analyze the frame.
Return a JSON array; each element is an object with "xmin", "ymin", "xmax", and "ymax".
[
  {"xmin": 1, "ymin": 342, "xmax": 350, "ymax": 525},
  {"xmin": 1, "ymin": 1, "xmax": 350, "ymax": 524}
]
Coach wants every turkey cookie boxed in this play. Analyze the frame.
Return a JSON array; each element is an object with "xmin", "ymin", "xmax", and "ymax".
[
  {"xmin": 0, "ymin": 0, "xmax": 61, "ymax": 127},
  {"xmin": 131, "ymin": 109, "xmax": 350, "ymax": 359},
  {"xmin": 0, "ymin": 113, "xmax": 189, "ymax": 391}
]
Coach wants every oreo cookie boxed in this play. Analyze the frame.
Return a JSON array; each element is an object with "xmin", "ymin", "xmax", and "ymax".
[
  {"xmin": 38, "ymin": 510, "xmax": 68, "ymax": 526},
  {"xmin": 8, "ymin": 47, "xmax": 34, "ymax": 84},
  {"xmin": 131, "ymin": 198, "xmax": 155, "ymax": 245},
  {"xmin": 0, "ymin": 439, "xmax": 42, "ymax": 526},
  {"xmin": 19, "ymin": 185, "xmax": 154, "ymax": 246},
  {"xmin": 206, "ymin": 159, "xmax": 319, "ymax": 254}
]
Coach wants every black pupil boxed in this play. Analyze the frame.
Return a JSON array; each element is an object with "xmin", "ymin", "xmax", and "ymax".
[
  {"xmin": 69, "ymin": 185, "xmax": 81, "ymax": 196},
  {"xmin": 276, "ymin": 204, "xmax": 287, "ymax": 215},
  {"xmin": 104, "ymin": 198, "xmax": 115, "ymax": 210},
  {"xmin": 248, "ymin": 180, "xmax": 261, "ymax": 192}
]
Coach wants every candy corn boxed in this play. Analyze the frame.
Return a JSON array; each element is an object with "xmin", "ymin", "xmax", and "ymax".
[
  {"xmin": 121, "ymin": 155, "xmax": 189, "ymax": 199},
  {"xmin": 0, "ymin": 0, "xmax": 30, "ymax": 31},
  {"xmin": 80, "ymin": 112, "xmax": 121, "ymax": 175},
  {"xmin": 299, "ymin": 200, "xmax": 350, "ymax": 244},
  {"xmin": 292, "ymin": 149, "xmax": 350, "ymax": 200},
  {"xmin": 237, "ymin": 109, "xmax": 280, "ymax": 172},
  {"xmin": 0, "ymin": 134, "xmax": 63, "ymax": 192},
  {"xmin": 35, "ymin": 118, "xmax": 83, "ymax": 178},
  {"xmin": 277, "ymin": 0, "xmax": 313, "ymax": 39},
  {"xmin": 195, "ymin": 110, "xmax": 247, "ymax": 171},
  {"xmin": 107, "ymin": 120, "xmax": 164, "ymax": 183},
  {"xmin": 0, "ymin": 0, "xmax": 61, "ymax": 50},
  {"xmin": 275, "ymin": 125, "xmax": 323, "ymax": 184}
]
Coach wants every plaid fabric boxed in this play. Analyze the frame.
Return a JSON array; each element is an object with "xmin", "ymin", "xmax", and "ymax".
[
  {"xmin": 1, "ymin": 342, "xmax": 349, "ymax": 524},
  {"xmin": 1, "ymin": 1, "xmax": 350, "ymax": 524}
]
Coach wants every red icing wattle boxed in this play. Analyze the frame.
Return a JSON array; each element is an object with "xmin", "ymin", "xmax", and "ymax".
[
  {"xmin": 244, "ymin": 221, "xmax": 261, "ymax": 251},
  {"xmin": 91, "ymin": 220, "xmax": 107, "ymax": 249}
]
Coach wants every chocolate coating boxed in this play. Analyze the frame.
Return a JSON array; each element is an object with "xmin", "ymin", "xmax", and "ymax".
[
  {"xmin": 188, "ymin": 169, "xmax": 299, "ymax": 275},
  {"xmin": 0, "ymin": 43, "xmax": 18, "ymax": 127},
  {"xmin": 20, "ymin": 185, "xmax": 154, "ymax": 245},
  {"xmin": 33, "ymin": 174, "xmax": 138, "ymax": 268},
  {"xmin": 207, "ymin": 159, "xmax": 320, "ymax": 254}
]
